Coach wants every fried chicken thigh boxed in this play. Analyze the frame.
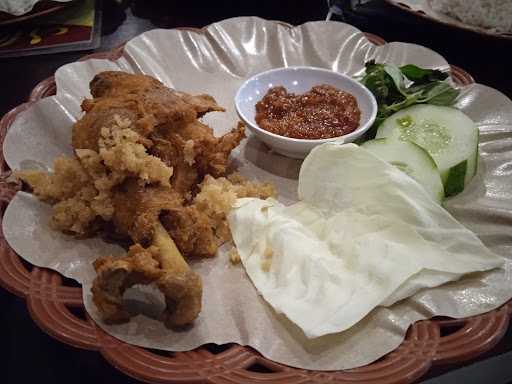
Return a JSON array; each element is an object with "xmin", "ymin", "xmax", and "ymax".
[{"xmin": 16, "ymin": 71, "xmax": 275, "ymax": 327}]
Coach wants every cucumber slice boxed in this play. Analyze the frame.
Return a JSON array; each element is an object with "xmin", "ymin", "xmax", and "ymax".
[
  {"xmin": 444, "ymin": 160, "xmax": 467, "ymax": 197},
  {"xmin": 375, "ymin": 105, "xmax": 478, "ymax": 193},
  {"xmin": 362, "ymin": 138, "xmax": 445, "ymax": 203}
]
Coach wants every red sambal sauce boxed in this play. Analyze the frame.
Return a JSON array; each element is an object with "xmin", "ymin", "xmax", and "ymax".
[{"xmin": 255, "ymin": 84, "xmax": 361, "ymax": 140}]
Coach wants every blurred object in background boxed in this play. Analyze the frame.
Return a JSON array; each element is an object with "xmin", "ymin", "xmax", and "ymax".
[
  {"xmin": 326, "ymin": 0, "xmax": 372, "ymax": 21},
  {"xmin": 0, "ymin": 0, "xmax": 73, "ymax": 17},
  {"xmin": 0, "ymin": 0, "xmax": 100, "ymax": 57},
  {"xmin": 385, "ymin": 0, "xmax": 512, "ymax": 38},
  {"xmin": 0, "ymin": 1, "xmax": 74, "ymax": 26},
  {"xmin": 326, "ymin": 0, "xmax": 344, "ymax": 21}
]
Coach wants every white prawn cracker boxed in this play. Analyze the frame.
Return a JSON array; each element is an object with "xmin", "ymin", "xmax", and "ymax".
[{"xmin": 229, "ymin": 144, "xmax": 503, "ymax": 338}]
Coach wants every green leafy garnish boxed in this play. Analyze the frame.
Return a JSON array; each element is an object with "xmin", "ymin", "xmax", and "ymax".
[
  {"xmin": 400, "ymin": 64, "xmax": 448, "ymax": 84},
  {"xmin": 360, "ymin": 61, "xmax": 460, "ymax": 138}
]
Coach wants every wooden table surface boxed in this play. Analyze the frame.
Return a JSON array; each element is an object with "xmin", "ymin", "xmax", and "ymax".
[{"xmin": 1, "ymin": 1, "xmax": 512, "ymax": 383}]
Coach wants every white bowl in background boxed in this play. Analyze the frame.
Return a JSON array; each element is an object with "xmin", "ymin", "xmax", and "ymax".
[{"xmin": 235, "ymin": 66, "xmax": 378, "ymax": 159}]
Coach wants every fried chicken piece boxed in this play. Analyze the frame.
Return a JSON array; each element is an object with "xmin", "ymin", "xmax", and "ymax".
[
  {"xmin": 92, "ymin": 244, "xmax": 161, "ymax": 323},
  {"xmin": 16, "ymin": 156, "xmax": 90, "ymax": 202},
  {"xmin": 110, "ymin": 176, "xmax": 218, "ymax": 258},
  {"xmin": 111, "ymin": 179, "xmax": 184, "ymax": 244},
  {"xmin": 89, "ymin": 71, "xmax": 224, "ymax": 117},
  {"xmin": 160, "ymin": 205, "xmax": 219, "ymax": 258},
  {"xmin": 92, "ymin": 222, "xmax": 202, "ymax": 327},
  {"xmin": 17, "ymin": 71, "xmax": 276, "ymax": 328},
  {"xmin": 50, "ymin": 185, "xmax": 103, "ymax": 235},
  {"xmin": 89, "ymin": 71, "xmax": 162, "ymax": 98},
  {"xmin": 73, "ymin": 72, "xmax": 225, "ymax": 151},
  {"xmin": 150, "ymin": 136, "xmax": 199, "ymax": 195},
  {"xmin": 160, "ymin": 174, "xmax": 276, "ymax": 258},
  {"xmin": 97, "ymin": 116, "xmax": 172, "ymax": 187},
  {"xmin": 153, "ymin": 222, "xmax": 202, "ymax": 326},
  {"xmin": 73, "ymin": 101, "xmax": 141, "ymax": 152},
  {"xmin": 195, "ymin": 122, "xmax": 246, "ymax": 177},
  {"xmin": 151, "ymin": 122, "xmax": 246, "ymax": 193},
  {"xmin": 17, "ymin": 114, "xmax": 173, "ymax": 236},
  {"xmin": 16, "ymin": 156, "xmax": 104, "ymax": 235},
  {"xmin": 73, "ymin": 71, "xmax": 244, "ymax": 199},
  {"xmin": 110, "ymin": 172, "xmax": 276, "ymax": 259}
]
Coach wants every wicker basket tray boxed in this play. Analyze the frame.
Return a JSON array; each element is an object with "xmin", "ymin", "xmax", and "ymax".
[{"xmin": 1, "ymin": 30, "xmax": 510, "ymax": 384}]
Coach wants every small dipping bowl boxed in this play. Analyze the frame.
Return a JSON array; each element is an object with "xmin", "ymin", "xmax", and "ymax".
[{"xmin": 235, "ymin": 66, "xmax": 378, "ymax": 159}]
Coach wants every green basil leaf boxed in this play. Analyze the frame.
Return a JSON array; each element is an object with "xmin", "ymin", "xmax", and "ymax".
[
  {"xmin": 428, "ymin": 87, "xmax": 460, "ymax": 105},
  {"xmin": 360, "ymin": 61, "xmax": 460, "ymax": 132},
  {"xmin": 417, "ymin": 82, "xmax": 460, "ymax": 105},
  {"xmin": 383, "ymin": 64, "xmax": 407, "ymax": 96},
  {"xmin": 361, "ymin": 73, "xmax": 388, "ymax": 103},
  {"xmin": 361, "ymin": 63, "xmax": 392, "ymax": 103},
  {"xmin": 400, "ymin": 64, "xmax": 448, "ymax": 84},
  {"xmin": 364, "ymin": 60, "xmax": 381, "ymax": 73}
]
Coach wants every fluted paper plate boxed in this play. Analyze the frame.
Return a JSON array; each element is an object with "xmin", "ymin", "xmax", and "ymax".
[{"xmin": 1, "ymin": 17, "xmax": 512, "ymax": 382}]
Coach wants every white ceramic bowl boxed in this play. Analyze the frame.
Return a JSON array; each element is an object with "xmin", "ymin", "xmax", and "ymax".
[{"xmin": 235, "ymin": 66, "xmax": 378, "ymax": 159}]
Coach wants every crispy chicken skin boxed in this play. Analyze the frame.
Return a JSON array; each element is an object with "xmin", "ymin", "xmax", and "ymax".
[
  {"xmin": 111, "ymin": 178, "xmax": 184, "ymax": 244},
  {"xmin": 89, "ymin": 71, "xmax": 224, "ymax": 117},
  {"xmin": 16, "ymin": 71, "xmax": 275, "ymax": 327},
  {"xmin": 150, "ymin": 122, "xmax": 246, "ymax": 194},
  {"xmin": 74, "ymin": 71, "xmax": 226, "ymax": 151}
]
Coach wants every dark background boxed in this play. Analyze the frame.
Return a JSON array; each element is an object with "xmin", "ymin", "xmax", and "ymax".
[{"xmin": 1, "ymin": 1, "xmax": 512, "ymax": 383}]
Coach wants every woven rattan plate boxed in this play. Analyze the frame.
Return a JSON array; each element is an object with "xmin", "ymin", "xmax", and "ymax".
[{"xmin": 1, "ymin": 29, "xmax": 511, "ymax": 384}]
